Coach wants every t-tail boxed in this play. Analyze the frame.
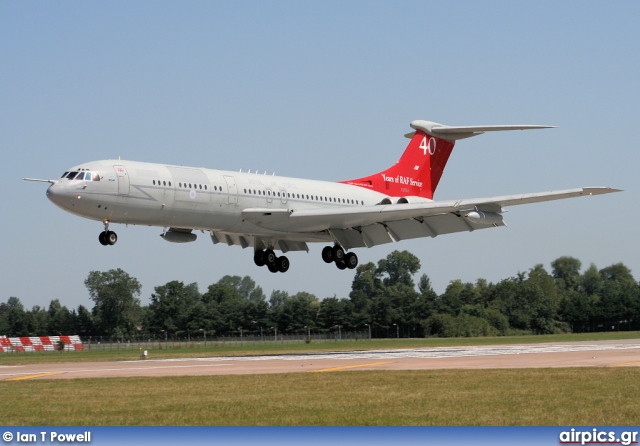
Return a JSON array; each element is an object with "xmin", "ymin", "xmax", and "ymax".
[{"xmin": 341, "ymin": 120, "xmax": 555, "ymax": 200}]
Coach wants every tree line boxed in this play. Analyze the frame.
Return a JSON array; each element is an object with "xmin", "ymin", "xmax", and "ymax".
[{"xmin": 2, "ymin": 251, "xmax": 639, "ymax": 339}]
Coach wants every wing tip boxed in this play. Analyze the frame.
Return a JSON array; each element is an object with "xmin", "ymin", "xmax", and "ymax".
[{"xmin": 582, "ymin": 187, "xmax": 623, "ymax": 195}]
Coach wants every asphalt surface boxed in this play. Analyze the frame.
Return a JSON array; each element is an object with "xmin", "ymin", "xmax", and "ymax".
[{"xmin": 2, "ymin": 339, "xmax": 639, "ymax": 380}]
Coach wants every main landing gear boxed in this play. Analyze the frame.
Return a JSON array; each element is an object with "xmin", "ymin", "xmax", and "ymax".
[
  {"xmin": 322, "ymin": 245, "xmax": 358, "ymax": 270},
  {"xmin": 254, "ymin": 245, "xmax": 357, "ymax": 273},
  {"xmin": 98, "ymin": 221, "xmax": 118, "ymax": 246},
  {"xmin": 254, "ymin": 249, "xmax": 290, "ymax": 273}
]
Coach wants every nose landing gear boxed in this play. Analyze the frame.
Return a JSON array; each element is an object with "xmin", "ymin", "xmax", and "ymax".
[{"xmin": 98, "ymin": 221, "xmax": 117, "ymax": 246}]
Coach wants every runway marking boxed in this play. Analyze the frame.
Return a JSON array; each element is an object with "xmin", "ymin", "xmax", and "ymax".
[
  {"xmin": 5, "ymin": 372, "xmax": 64, "ymax": 381},
  {"xmin": 309, "ymin": 361, "xmax": 393, "ymax": 373},
  {"xmin": 609, "ymin": 360, "xmax": 640, "ymax": 367},
  {"xmin": 0, "ymin": 363, "xmax": 232, "ymax": 379}
]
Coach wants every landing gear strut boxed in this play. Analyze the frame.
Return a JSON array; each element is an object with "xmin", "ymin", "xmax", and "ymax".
[
  {"xmin": 254, "ymin": 249, "xmax": 289, "ymax": 273},
  {"xmin": 322, "ymin": 244, "xmax": 358, "ymax": 270},
  {"xmin": 98, "ymin": 221, "xmax": 117, "ymax": 246}
]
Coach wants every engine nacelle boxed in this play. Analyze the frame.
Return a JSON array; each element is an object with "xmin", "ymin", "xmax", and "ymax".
[
  {"xmin": 397, "ymin": 196, "xmax": 432, "ymax": 204},
  {"xmin": 378, "ymin": 196, "xmax": 432, "ymax": 205},
  {"xmin": 465, "ymin": 211, "xmax": 503, "ymax": 225},
  {"xmin": 160, "ymin": 230, "xmax": 197, "ymax": 243}
]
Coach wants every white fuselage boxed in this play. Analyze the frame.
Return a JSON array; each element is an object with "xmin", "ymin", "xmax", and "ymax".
[{"xmin": 46, "ymin": 159, "xmax": 397, "ymax": 245}]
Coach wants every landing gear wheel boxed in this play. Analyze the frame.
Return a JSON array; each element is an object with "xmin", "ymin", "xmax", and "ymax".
[
  {"xmin": 254, "ymin": 250, "xmax": 266, "ymax": 267},
  {"xmin": 276, "ymin": 256, "xmax": 290, "ymax": 273},
  {"xmin": 332, "ymin": 245, "xmax": 345, "ymax": 261},
  {"xmin": 98, "ymin": 231, "xmax": 108, "ymax": 246},
  {"xmin": 322, "ymin": 246, "xmax": 334, "ymax": 263},
  {"xmin": 336, "ymin": 260, "xmax": 347, "ymax": 270},
  {"xmin": 267, "ymin": 262, "xmax": 279, "ymax": 273},
  {"xmin": 264, "ymin": 249, "xmax": 277, "ymax": 266},
  {"xmin": 345, "ymin": 252, "xmax": 358, "ymax": 269},
  {"xmin": 106, "ymin": 231, "xmax": 118, "ymax": 245}
]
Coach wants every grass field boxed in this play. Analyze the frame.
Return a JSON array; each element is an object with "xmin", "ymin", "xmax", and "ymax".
[
  {"xmin": 2, "ymin": 368, "xmax": 639, "ymax": 425},
  {"xmin": 2, "ymin": 332, "xmax": 639, "ymax": 425}
]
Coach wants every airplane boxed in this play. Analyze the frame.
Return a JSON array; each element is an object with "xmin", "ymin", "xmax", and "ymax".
[{"xmin": 25, "ymin": 119, "xmax": 620, "ymax": 273}]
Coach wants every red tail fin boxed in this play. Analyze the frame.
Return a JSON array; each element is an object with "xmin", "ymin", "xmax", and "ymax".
[{"xmin": 341, "ymin": 125, "xmax": 455, "ymax": 199}]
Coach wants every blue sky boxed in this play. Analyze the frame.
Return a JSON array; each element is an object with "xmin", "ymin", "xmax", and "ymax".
[{"xmin": 1, "ymin": 1, "xmax": 638, "ymax": 311}]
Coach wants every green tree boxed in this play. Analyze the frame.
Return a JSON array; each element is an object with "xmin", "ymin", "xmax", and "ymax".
[
  {"xmin": 26, "ymin": 305, "xmax": 50, "ymax": 336},
  {"xmin": 48, "ymin": 299, "xmax": 73, "ymax": 335},
  {"xmin": 376, "ymin": 250, "xmax": 421, "ymax": 287},
  {"xmin": 280, "ymin": 292, "xmax": 319, "ymax": 333},
  {"xmin": 148, "ymin": 281, "xmax": 200, "ymax": 337},
  {"xmin": 84, "ymin": 269, "xmax": 142, "ymax": 337},
  {"xmin": 317, "ymin": 296, "xmax": 352, "ymax": 330},
  {"xmin": 0, "ymin": 301, "xmax": 10, "ymax": 335},
  {"xmin": 551, "ymin": 256, "xmax": 582, "ymax": 291},
  {"xmin": 597, "ymin": 263, "xmax": 640, "ymax": 331},
  {"xmin": 75, "ymin": 305, "xmax": 94, "ymax": 337},
  {"xmin": 6, "ymin": 297, "xmax": 28, "ymax": 337},
  {"xmin": 218, "ymin": 275, "xmax": 266, "ymax": 303}
]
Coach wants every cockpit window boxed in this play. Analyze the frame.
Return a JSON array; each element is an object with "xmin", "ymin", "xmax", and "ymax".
[
  {"xmin": 64, "ymin": 171, "xmax": 100, "ymax": 181},
  {"xmin": 60, "ymin": 172, "xmax": 69, "ymax": 178}
]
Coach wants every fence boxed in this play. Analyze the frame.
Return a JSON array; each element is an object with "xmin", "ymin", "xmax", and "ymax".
[{"xmin": 79, "ymin": 331, "xmax": 370, "ymax": 351}]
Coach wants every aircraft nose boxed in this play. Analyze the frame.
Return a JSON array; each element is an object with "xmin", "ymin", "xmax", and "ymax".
[{"xmin": 46, "ymin": 182, "xmax": 66, "ymax": 207}]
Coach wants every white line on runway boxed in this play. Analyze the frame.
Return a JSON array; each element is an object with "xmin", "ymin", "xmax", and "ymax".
[{"xmin": 119, "ymin": 343, "xmax": 640, "ymax": 364}]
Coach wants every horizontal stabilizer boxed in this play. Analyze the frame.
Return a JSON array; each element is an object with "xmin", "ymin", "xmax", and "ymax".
[{"xmin": 406, "ymin": 120, "xmax": 556, "ymax": 140}]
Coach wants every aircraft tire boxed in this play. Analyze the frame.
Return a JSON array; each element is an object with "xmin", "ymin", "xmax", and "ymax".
[
  {"xmin": 345, "ymin": 252, "xmax": 358, "ymax": 269},
  {"xmin": 332, "ymin": 245, "xmax": 345, "ymax": 261},
  {"xmin": 267, "ymin": 262, "xmax": 279, "ymax": 273},
  {"xmin": 106, "ymin": 231, "xmax": 118, "ymax": 245},
  {"xmin": 264, "ymin": 249, "xmax": 277, "ymax": 266},
  {"xmin": 254, "ymin": 250, "xmax": 266, "ymax": 267},
  {"xmin": 321, "ymin": 246, "xmax": 333, "ymax": 263},
  {"xmin": 277, "ymin": 256, "xmax": 290, "ymax": 273},
  {"xmin": 98, "ymin": 231, "xmax": 108, "ymax": 246}
]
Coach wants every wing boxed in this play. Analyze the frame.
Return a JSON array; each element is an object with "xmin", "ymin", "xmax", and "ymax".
[{"xmin": 242, "ymin": 187, "xmax": 621, "ymax": 249}]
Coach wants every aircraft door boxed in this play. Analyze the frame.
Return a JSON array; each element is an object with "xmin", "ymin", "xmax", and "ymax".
[
  {"xmin": 114, "ymin": 165, "xmax": 130, "ymax": 195},
  {"xmin": 223, "ymin": 175, "xmax": 238, "ymax": 204}
]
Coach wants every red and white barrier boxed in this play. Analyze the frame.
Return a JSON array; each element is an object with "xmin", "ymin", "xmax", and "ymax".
[{"xmin": 0, "ymin": 335, "xmax": 83, "ymax": 353}]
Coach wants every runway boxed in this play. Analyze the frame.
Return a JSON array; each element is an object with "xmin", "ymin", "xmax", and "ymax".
[{"xmin": 2, "ymin": 339, "xmax": 639, "ymax": 380}]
